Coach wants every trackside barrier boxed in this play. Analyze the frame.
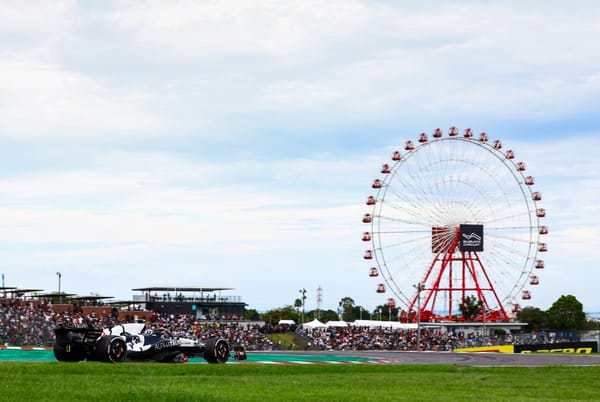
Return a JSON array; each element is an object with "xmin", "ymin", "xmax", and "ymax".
[
  {"xmin": 454, "ymin": 341, "xmax": 597, "ymax": 354},
  {"xmin": 514, "ymin": 342, "xmax": 597, "ymax": 354}
]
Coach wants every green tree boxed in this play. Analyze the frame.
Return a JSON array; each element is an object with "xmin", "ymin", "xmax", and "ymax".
[
  {"xmin": 294, "ymin": 298, "xmax": 302, "ymax": 314},
  {"xmin": 371, "ymin": 306, "xmax": 386, "ymax": 321},
  {"xmin": 307, "ymin": 309, "xmax": 338, "ymax": 322},
  {"xmin": 244, "ymin": 308, "xmax": 261, "ymax": 321},
  {"xmin": 351, "ymin": 305, "xmax": 371, "ymax": 321},
  {"xmin": 338, "ymin": 297, "xmax": 355, "ymax": 321},
  {"xmin": 458, "ymin": 295, "xmax": 484, "ymax": 321},
  {"xmin": 261, "ymin": 305, "xmax": 299, "ymax": 325},
  {"xmin": 546, "ymin": 295, "xmax": 587, "ymax": 329},
  {"xmin": 374, "ymin": 304, "xmax": 397, "ymax": 321},
  {"xmin": 516, "ymin": 306, "xmax": 549, "ymax": 331}
]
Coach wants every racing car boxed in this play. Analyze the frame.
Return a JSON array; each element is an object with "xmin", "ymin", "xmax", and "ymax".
[{"xmin": 53, "ymin": 322, "xmax": 247, "ymax": 363}]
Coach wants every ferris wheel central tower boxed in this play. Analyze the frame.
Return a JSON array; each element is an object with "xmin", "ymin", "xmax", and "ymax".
[{"xmin": 362, "ymin": 127, "xmax": 547, "ymax": 322}]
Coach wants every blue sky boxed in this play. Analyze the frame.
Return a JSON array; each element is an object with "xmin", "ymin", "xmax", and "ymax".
[{"xmin": 1, "ymin": 1, "xmax": 599, "ymax": 314}]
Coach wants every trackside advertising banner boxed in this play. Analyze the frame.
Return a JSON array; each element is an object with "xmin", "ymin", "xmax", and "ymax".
[
  {"xmin": 455, "ymin": 341, "xmax": 597, "ymax": 354},
  {"xmin": 514, "ymin": 341, "xmax": 598, "ymax": 354}
]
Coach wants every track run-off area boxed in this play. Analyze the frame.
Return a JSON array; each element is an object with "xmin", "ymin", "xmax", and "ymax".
[{"xmin": 2, "ymin": 348, "xmax": 600, "ymax": 366}]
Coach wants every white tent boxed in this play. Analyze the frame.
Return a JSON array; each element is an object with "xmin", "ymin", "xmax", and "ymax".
[
  {"xmin": 351, "ymin": 320, "xmax": 418, "ymax": 330},
  {"xmin": 325, "ymin": 320, "xmax": 350, "ymax": 327},
  {"xmin": 278, "ymin": 319, "xmax": 296, "ymax": 325},
  {"xmin": 301, "ymin": 318, "xmax": 327, "ymax": 330}
]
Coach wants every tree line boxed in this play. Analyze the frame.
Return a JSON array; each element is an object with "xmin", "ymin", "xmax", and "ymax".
[{"xmin": 248, "ymin": 294, "xmax": 599, "ymax": 331}]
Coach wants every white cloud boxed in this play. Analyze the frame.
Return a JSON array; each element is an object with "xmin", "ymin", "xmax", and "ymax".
[
  {"xmin": 1, "ymin": 2, "xmax": 599, "ymax": 311},
  {"xmin": 0, "ymin": 62, "xmax": 169, "ymax": 139},
  {"xmin": 0, "ymin": 0, "xmax": 74, "ymax": 33},
  {"xmin": 2, "ymin": 2, "xmax": 599, "ymax": 140}
]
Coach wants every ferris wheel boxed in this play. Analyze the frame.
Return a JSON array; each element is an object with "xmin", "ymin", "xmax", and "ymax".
[{"xmin": 362, "ymin": 127, "xmax": 547, "ymax": 322}]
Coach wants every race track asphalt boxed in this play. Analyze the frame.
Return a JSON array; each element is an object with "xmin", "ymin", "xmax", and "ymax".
[
  {"xmin": 2, "ymin": 347, "xmax": 600, "ymax": 366},
  {"xmin": 249, "ymin": 350, "xmax": 600, "ymax": 366}
]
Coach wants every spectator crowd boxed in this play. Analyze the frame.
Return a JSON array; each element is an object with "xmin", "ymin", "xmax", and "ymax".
[
  {"xmin": 299, "ymin": 326, "xmax": 513, "ymax": 351},
  {"xmin": 1, "ymin": 300, "xmax": 571, "ymax": 351},
  {"xmin": 0, "ymin": 300, "xmax": 278, "ymax": 350}
]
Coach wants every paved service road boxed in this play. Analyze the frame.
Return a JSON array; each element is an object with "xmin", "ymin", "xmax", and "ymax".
[{"xmin": 267, "ymin": 350, "xmax": 600, "ymax": 366}]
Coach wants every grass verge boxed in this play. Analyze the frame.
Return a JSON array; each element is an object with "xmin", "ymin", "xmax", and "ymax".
[
  {"xmin": 264, "ymin": 332, "xmax": 299, "ymax": 350},
  {"xmin": 1, "ymin": 362, "xmax": 599, "ymax": 401}
]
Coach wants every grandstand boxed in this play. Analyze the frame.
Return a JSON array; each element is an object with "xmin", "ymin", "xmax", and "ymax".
[
  {"xmin": 1, "ymin": 285, "xmax": 247, "ymax": 322},
  {"xmin": 130, "ymin": 286, "xmax": 246, "ymax": 320}
]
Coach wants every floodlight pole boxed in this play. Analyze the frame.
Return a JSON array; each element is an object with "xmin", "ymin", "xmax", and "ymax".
[
  {"xmin": 483, "ymin": 306, "xmax": 487, "ymax": 345},
  {"xmin": 413, "ymin": 282, "xmax": 425, "ymax": 351},
  {"xmin": 56, "ymin": 272, "xmax": 62, "ymax": 303},
  {"xmin": 299, "ymin": 288, "xmax": 306, "ymax": 324}
]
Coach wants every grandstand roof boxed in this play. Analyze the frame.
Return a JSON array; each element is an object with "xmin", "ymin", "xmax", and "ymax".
[
  {"xmin": 131, "ymin": 286, "xmax": 233, "ymax": 293},
  {"xmin": 11, "ymin": 288, "xmax": 45, "ymax": 297},
  {"xmin": 13, "ymin": 288, "xmax": 44, "ymax": 294},
  {"xmin": 70, "ymin": 295, "xmax": 114, "ymax": 300},
  {"xmin": 35, "ymin": 291, "xmax": 77, "ymax": 297}
]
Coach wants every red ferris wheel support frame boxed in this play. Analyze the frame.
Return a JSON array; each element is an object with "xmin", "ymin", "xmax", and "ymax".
[{"xmin": 407, "ymin": 226, "xmax": 510, "ymax": 322}]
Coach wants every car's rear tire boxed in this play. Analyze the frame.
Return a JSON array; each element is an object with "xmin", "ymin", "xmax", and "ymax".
[
  {"xmin": 95, "ymin": 335, "xmax": 127, "ymax": 363},
  {"xmin": 53, "ymin": 342, "xmax": 86, "ymax": 362},
  {"xmin": 204, "ymin": 337, "xmax": 229, "ymax": 364}
]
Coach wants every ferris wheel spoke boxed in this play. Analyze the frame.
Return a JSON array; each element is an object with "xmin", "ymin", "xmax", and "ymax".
[
  {"xmin": 379, "ymin": 201, "xmax": 442, "ymax": 227},
  {"xmin": 486, "ymin": 233, "xmax": 536, "ymax": 247}
]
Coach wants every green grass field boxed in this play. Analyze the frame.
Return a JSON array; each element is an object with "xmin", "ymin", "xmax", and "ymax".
[{"xmin": 1, "ymin": 362, "xmax": 599, "ymax": 401}]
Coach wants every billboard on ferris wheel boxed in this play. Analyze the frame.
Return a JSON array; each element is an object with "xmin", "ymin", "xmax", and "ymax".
[{"xmin": 459, "ymin": 224, "xmax": 484, "ymax": 252}]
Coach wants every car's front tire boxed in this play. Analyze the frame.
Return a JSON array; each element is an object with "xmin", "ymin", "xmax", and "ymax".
[{"xmin": 203, "ymin": 337, "xmax": 229, "ymax": 363}]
